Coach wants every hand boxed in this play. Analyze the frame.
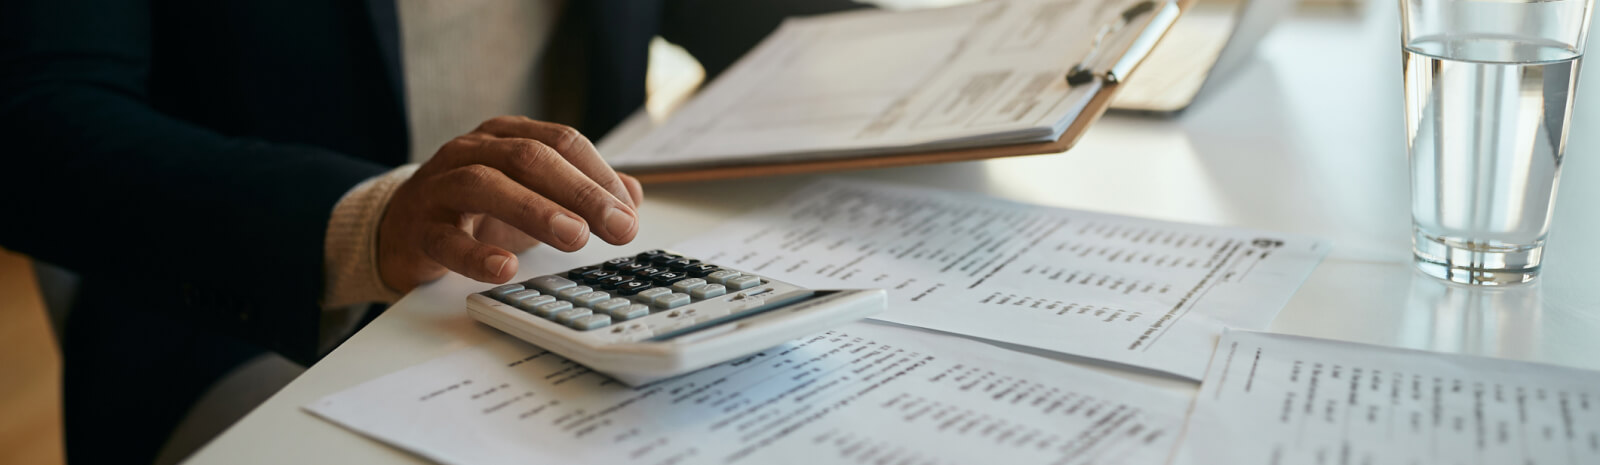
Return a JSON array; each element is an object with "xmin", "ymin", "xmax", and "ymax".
[{"xmin": 376, "ymin": 116, "xmax": 645, "ymax": 293}]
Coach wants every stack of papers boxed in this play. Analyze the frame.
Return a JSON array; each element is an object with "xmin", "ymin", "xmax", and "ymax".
[
  {"xmin": 671, "ymin": 180, "xmax": 1329, "ymax": 379},
  {"xmin": 302, "ymin": 179, "xmax": 1600, "ymax": 465},
  {"xmin": 607, "ymin": 0, "xmax": 1142, "ymax": 170},
  {"xmin": 308, "ymin": 323, "xmax": 1192, "ymax": 465}
]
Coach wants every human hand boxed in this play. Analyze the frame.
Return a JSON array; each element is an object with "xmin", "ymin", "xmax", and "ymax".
[{"xmin": 376, "ymin": 116, "xmax": 645, "ymax": 293}]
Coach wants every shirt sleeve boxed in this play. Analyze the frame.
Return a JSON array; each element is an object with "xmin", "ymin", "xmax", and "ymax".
[{"xmin": 322, "ymin": 163, "xmax": 420, "ymax": 309}]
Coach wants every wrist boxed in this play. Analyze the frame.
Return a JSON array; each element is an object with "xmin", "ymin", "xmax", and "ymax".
[{"xmin": 322, "ymin": 164, "xmax": 420, "ymax": 307}]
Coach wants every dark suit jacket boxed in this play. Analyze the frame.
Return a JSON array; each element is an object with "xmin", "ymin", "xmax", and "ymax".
[{"xmin": 0, "ymin": 0, "xmax": 863, "ymax": 364}]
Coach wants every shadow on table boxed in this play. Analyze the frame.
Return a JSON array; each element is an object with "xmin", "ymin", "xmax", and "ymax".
[
  {"xmin": 642, "ymin": 159, "xmax": 1022, "ymax": 219},
  {"xmin": 1178, "ymin": 37, "xmax": 1413, "ymax": 262},
  {"xmin": 1397, "ymin": 271, "xmax": 1544, "ymax": 361}
]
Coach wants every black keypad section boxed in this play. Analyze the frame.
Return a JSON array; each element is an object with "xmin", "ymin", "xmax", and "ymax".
[
  {"xmin": 684, "ymin": 264, "xmax": 719, "ymax": 277},
  {"xmin": 479, "ymin": 251, "xmax": 764, "ymax": 331}
]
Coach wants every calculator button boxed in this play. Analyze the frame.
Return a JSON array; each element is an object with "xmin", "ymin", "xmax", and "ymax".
[
  {"xmin": 532, "ymin": 300, "xmax": 573, "ymax": 318},
  {"xmin": 484, "ymin": 283, "xmax": 524, "ymax": 297},
  {"xmin": 602, "ymin": 257, "xmax": 634, "ymax": 270},
  {"xmin": 634, "ymin": 287, "xmax": 671, "ymax": 302},
  {"xmin": 725, "ymin": 275, "xmax": 762, "ymax": 290},
  {"xmin": 689, "ymin": 284, "xmax": 727, "ymax": 300},
  {"xmin": 650, "ymin": 254, "xmax": 683, "ymax": 265},
  {"xmin": 597, "ymin": 275, "xmax": 632, "ymax": 289},
  {"xmin": 636, "ymin": 250, "xmax": 668, "ymax": 261},
  {"xmin": 633, "ymin": 267, "xmax": 665, "ymax": 278},
  {"xmin": 608, "ymin": 304, "xmax": 651, "ymax": 321},
  {"xmin": 664, "ymin": 258, "xmax": 698, "ymax": 270},
  {"xmin": 652, "ymin": 272, "xmax": 688, "ymax": 286},
  {"xmin": 502, "ymin": 289, "xmax": 542, "ymax": 304},
  {"xmin": 571, "ymin": 291, "xmax": 610, "ymax": 307},
  {"xmin": 570, "ymin": 314, "xmax": 611, "ymax": 330},
  {"xmin": 670, "ymin": 278, "xmax": 707, "ymax": 293},
  {"xmin": 619, "ymin": 262, "xmax": 649, "ymax": 273},
  {"xmin": 513, "ymin": 295, "xmax": 557, "ymax": 311},
  {"xmin": 525, "ymin": 275, "xmax": 577, "ymax": 294},
  {"xmin": 580, "ymin": 269, "xmax": 617, "ymax": 284},
  {"xmin": 653, "ymin": 293, "xmax": 691, "ymax": 309},
  {"xmin": 556, "ymin": 286, "xmax": 594, "ymax": 299},
  {"xmin": 566, "ymin": 265, "xmax": 600, "ymax": 279},
  {"xmin": 684, "ymin": 264, "xmax": 719, "ymax": 277},
  {"xmin": 592, "ymin": 297, "xmax": 631, "ymax": 313},
  {"xmin": 552, "ymin": 307, "xmax": 593, "ymax": 324},
  {"xmin": 705, "ymin": 270, "xmax": 742, "ymax": 284},
  {"xmin": 615, "ymin": 280, "xmax": 652, "ymax": 295}
]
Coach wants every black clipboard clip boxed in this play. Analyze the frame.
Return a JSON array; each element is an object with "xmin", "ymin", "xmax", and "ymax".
[{"xmin": 1066, "ymin": 0, "xmax": 1181, "ymax": 86}]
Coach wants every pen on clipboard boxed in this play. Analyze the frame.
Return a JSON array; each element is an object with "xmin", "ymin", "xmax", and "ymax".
[{"xmin": 1065, "ymin": 0, "xmax": 1181, "ymax": 86}]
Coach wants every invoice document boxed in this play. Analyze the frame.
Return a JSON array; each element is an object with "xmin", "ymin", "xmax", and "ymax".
[
  {"xmin": 606, "ymin": 0, "xmax": 1156, "ymax": 170},
  {"xmin": 671, "ymin": 180, "xmax": 1328, "ymax": 379},
  {"xmin": 306, "ymin": 322, "xmax": 1190, "ymax": 465},
  {"xmin": 1174, "ymin": 330, "xmax": 1600, "ymax": 465}
]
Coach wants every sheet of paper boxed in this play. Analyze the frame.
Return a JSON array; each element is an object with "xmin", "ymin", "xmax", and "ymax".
[
  {"xmin": 306, "ymin": 323, "xmax": 1190, "ymax": 465},
  {"xmin": 607, "ymin": 0, "xmax": 1138, "ymax": 169},
  {"xmin": 1175, "ymin": 330, "xmax": 1600, "ymax": 465},
  {"xmin": 670, "ymin": 180, "xmax": 1328, "ymax": 380}
]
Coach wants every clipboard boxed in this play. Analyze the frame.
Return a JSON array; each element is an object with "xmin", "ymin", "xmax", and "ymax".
[
  {"xmin": 1111, "ymin": 0, "xmax": 1295, "ymax": 114},
  {"xmin": 604, "ymin": 0, "xmax": 1191, "ymax": 185}
]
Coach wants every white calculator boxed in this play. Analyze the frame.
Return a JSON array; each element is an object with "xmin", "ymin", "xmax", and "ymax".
[{"xmin": 465, "ymin": 250, "xmax": 886, "ymax": 386}]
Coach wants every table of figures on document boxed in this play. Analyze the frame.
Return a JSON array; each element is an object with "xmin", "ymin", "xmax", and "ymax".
[
  {"xmin": 1175, "ymin": 330, "xmax": 1600, "ymax": 465},
  {"xmin": 672, "ymin": 180, "xmax": 1328, "ymax": 379},
  {"xmin": 307, "ymin": 323, "xmax": 1190, "ymax": 465}
]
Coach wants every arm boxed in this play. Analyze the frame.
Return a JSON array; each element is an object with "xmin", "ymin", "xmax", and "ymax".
[
  {"xmin": 0, "ymin": 0, "xmax": 386, "ymax": 363},
  {"xmin": 1, "ymin": 1, "xmax": 648, "ymax": 364}
]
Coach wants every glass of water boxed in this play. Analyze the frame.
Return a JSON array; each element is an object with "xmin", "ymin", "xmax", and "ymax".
[{"xmin": 1402, "ymin": 0, "xmax": 1595, "ymax": 285}]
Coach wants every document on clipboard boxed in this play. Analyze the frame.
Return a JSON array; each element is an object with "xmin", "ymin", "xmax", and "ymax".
[{"xmin": 605, "ymin": 0, "xmax": 1185, "ymax": 183}]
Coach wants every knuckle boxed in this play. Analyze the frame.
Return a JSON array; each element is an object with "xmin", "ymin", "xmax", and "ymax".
[
  {"xmin": 432, "ymin": 137, "xmax": 475, "ymax": 164},
  {"xmin": 478, "ymin": 115, "xmax": 518, "ymax": 131},
  {"xmin": 453, "ymin": 164, "xmax": 497, "ymax": 185},
  {"xmin": 441, "ymin": 136, "xmax": 473, "ymax": 153},
  {"xmin": 505, "ymin": 139, "xmax": 556, "ymax": 173},
  {"xmin": 548, "ymin": 125, "xmax": 588, "ymax": 155},
  {"xmin": 421, "ymin": 226, "xmax": 453, "ymax": 255},
  {"xmin": 514, "ymin": 195, "xmax": 549, "ymax": 221},
  {"xmin": 570, "ymin": 182, "xmax": 612, "ymax": 211}
]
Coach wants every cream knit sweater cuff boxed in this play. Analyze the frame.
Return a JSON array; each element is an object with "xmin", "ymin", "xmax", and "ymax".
[{"xmin": 322, "ymin": 164, "xmax": 419, "ymax": 308}]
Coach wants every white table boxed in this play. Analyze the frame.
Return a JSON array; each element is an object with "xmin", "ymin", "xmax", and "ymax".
[{"xmin": 186, "ymin": 4, "xmax": 1600, "ymax": 463}]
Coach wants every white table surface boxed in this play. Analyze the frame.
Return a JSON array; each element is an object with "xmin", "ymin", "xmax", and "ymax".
[{"xmin": 186, "ymin": 3, "xmax": 1600, "ymax": 463}]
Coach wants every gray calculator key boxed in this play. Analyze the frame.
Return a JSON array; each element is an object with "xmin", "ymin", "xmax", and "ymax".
[
  {"xmin": 513, "ymin": 295, "xmax": 557, "ymax": 310},
  {"xmin": 634, "ymin": 287, "xmax": 671, "ymax": 302},
  {"xmin": 552, "ymin": 307, "xmax": 593, "ymax": 324},
  {"xmin": 486, "ymin": 283, "xmax": 524, "ymax": 297},
  {"xmin": 653, "ymin": 293, "xmax": 691, "ymax": 309},
  {"xmin": 670, "ymin": 278, "xmax": 707, "ymax": 293},
  {"xmin": 705, "ymin": 270, "xmax": 741, "ymax": 285},
  {"xmin": 725, "ymin": 275, "xmax": 762, "ymax": 290},
  {"xmin": 571, "ymin": 291, "xmax": 610, "ymax": 307},
  {"xmin": 593, "ymin": 297, "xmax": 631, "ymax": 313},
  {"xmin": 608, "ymin": 304, "xmax": 651, "ymax": 321},
  {"xmin": 689, "ymin": 284, "xmax": 727, "ymax": 300},
  {"xmin": 532, "ymin": 300, "xmax": 573, "ymax": 318},
  {"xmin": 556, "ymin": 286, "xmax": 593, "ymax": 299},
  {"xmin": 503, "ymin": 289, "xmax": 541, "ymax": 303},
  {"xmin": 570, "ymin": 314, "xmax": 611, "ymax": 330},
  {"xmin": 527, "ymin": 275, "xmax": 577, "ymax": 294}
]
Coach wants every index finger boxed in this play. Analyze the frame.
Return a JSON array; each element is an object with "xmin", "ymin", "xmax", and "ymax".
[{"xmin": 475, "ymin": 116, "xmax": 636, "ymax": 209}]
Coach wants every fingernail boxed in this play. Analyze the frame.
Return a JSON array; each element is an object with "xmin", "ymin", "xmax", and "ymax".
[
  {"xmin": 604, "ymin": 207, "xmax": 636, "ymax": 238},
  {"xmin": 551, "ymin": 213, "xmax": 586, "ymax": 245},
  {"xmin": 484, "ymin": 254, "xmax": 510, "ymax": 278}
]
